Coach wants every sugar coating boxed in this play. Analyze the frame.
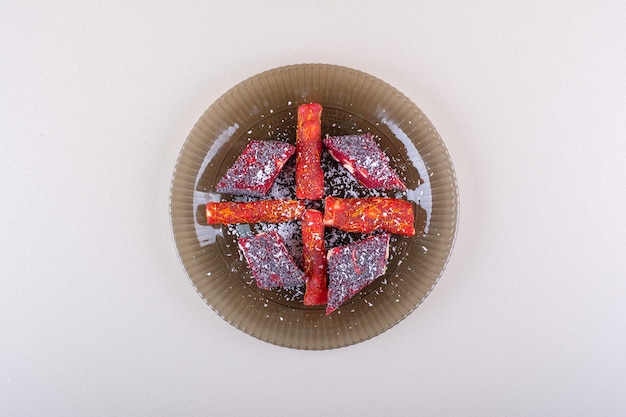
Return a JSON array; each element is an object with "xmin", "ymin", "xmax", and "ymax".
[
  {"xmin": 238, "ymin": 231, "xmax": 305, "ymax": 290},
  {"xmin": 324, "ymin": 134, "xmax": 406, "ymax": 191},
  {"xmin": 216, "ymin": 140, "xmax": 295, "ymax": 197},
  {"xmin": 326, "ymin": 233, "xmax": 390, "ymax": 314}
]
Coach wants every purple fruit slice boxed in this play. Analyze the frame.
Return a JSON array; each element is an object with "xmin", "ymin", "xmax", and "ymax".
[
  {"xmin": 216, "ymin": 140, "xmax": 295, "ymax": 197},
  {"xmin": 326, "ymin": 233, "xmax": 390, "ymax": 315},
  {"xmin": 324, "ymin": 133, "xmax": 406, "ymax": 191},
  {"xmin": 238, "ymin": 231, "xmax": 305, "ymax": 290}
]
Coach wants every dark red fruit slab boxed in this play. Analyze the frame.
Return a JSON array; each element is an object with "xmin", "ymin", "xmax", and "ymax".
[{"xmin": 216, "ymin": 140, "xmax": 295, "ymax": 197}]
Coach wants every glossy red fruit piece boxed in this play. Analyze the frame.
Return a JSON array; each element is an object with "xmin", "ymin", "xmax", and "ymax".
[
  {"xmin": 206, "ymin": 199, "xmax": 305, "ymax": 225},
  {"xmin": 295, "ymin": 103, "xmax": 324, "ymax": 200},
  {"xmin": 323, "ymin": 196, "xmax": 415, "ymax": 236},
  {"xmin": 301, "ymin": 209, "xmax": 328, "ymax": 306}
]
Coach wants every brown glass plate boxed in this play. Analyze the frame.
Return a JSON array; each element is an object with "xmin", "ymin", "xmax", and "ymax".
[{"xmin": 169, "ymin": 64, "xmax": 458, "ymax": 349}]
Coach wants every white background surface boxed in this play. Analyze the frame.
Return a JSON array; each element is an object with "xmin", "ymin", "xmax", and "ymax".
[{"xmin": 2, "ymin": 1, "xmax": 626, "ymax": 416}]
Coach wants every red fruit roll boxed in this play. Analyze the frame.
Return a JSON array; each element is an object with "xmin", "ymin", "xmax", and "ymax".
[
  {"xmin": 295, "ymin": 103, "xmax": 324, "ymax": 200},
  {"xmin": 206, "ymin": 199, "xmax": 305, "ymax": 225},
  {"xmin": 301, "ymin": 209, "xmax": 328, "ymax": 306},
  {"xmin": 323, "ymin": 196, "xmax": 416, "ymax": 236}
]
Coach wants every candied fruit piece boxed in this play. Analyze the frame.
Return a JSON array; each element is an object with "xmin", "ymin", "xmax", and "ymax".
[
  {"xmin": 301, "ymin": 209, "xmax": 328, "ymax": 306},
  {"xmin": 326, "ymin": 234, "xmax": 390, "ymax": 315},
  {"xmin": 238, "ymin": 231, "xmax": 305, "ymax": 290},
  {"xmin": 324, "ymin": 133, "xmax": 406, "ymax": 191},
  {"xmin": 216, "ymin": 140, "xmax": 295, "ymax": 197},
  {"xmin": 295, "ymin": 103, "xmax": 325, "ymax": 200},
  {"xmin": 323, "ymin": 196, "xmax": 415, "ymax": 236},
  {"xmin": 206, "ymin": 200, "xmax": 305, "ymax": 225}
]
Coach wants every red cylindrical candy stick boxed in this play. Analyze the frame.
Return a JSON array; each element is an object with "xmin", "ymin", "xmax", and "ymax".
[
  {"xmin": 323, "ymin": 197, "xmax": 416, "ymax": 236},
  {"xmin": 206, "ymin": 200, "xmax": 305, "ymax": 224},
  {"xmin": 295, "ymin": 103, "xmax": 324, "ymax": 200},
  {"xmin": 301, "ymin": 209, "xmax": 328, "ymax": 306}
]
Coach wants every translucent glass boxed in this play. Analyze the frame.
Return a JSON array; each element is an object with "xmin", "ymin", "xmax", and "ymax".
[{"xmin": 170, "ymin": 64, "xmax": 458, "ymax": 349}]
